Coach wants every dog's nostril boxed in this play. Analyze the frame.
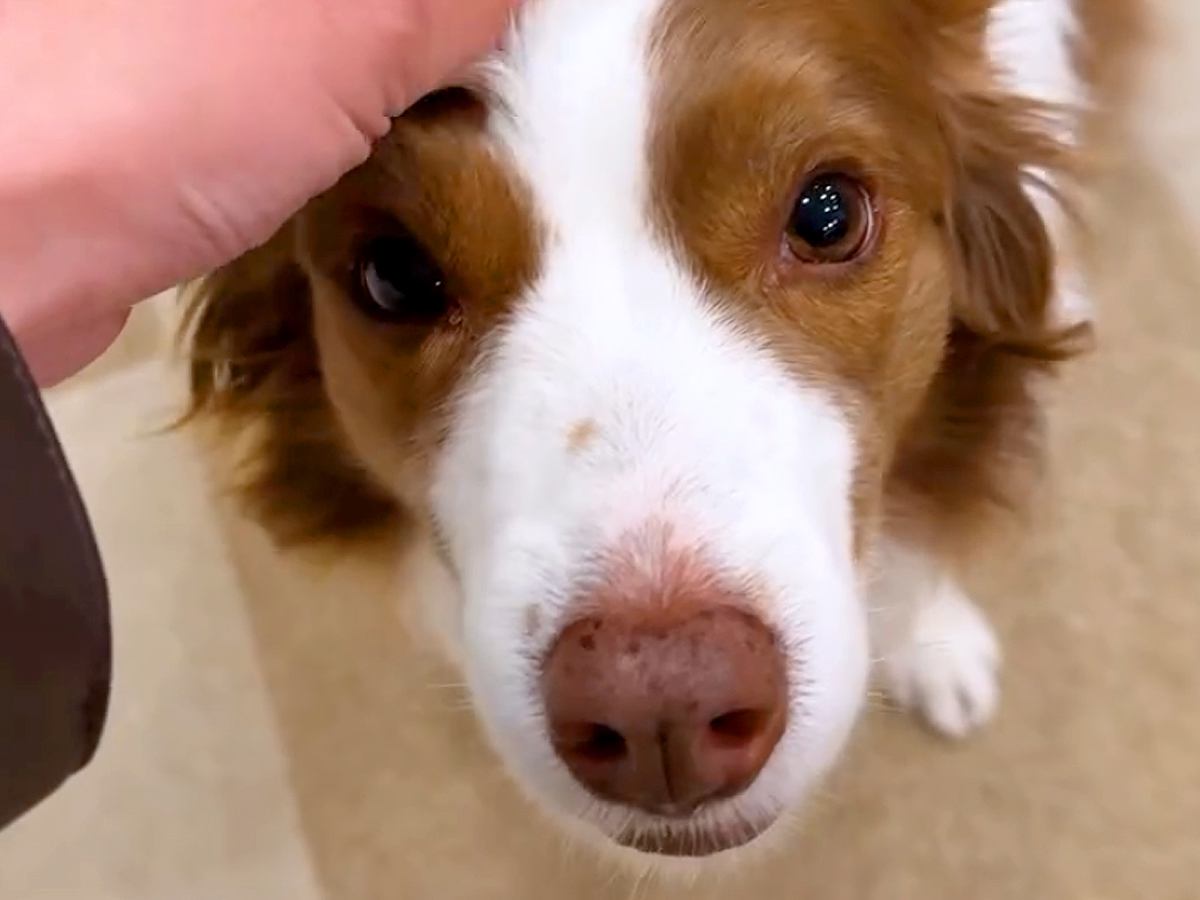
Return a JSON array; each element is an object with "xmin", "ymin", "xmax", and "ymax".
[
  {"xmin": 543, "ymin": 606, "xmax": 787, "ymax": 812},
  {"xmin": 563, "ymin": 723, "xmax": 627, "ymax": 762},
  {"xmin": 708, "ymin": 708, "xmax": 770, "ymax": 745}
]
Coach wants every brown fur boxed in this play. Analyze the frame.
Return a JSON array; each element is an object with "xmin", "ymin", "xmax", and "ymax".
[
  {"xmin": 650, "ymin": 0, "xmax": 1090, "ymax": 557},
  {"xmin": 181, "ymin": 89, "xmax": 541, "ymax": 545},
  {"xmin": 180, "ymin": 225, "xmax": 401, "ymax": 546},
  {"xmin": 181, "ymin": 0, "xmax": 1097, "ymax": 566},
  {"xmin": 1073, "ymin": 0, "xmax": 1147, "ymax": 109}
]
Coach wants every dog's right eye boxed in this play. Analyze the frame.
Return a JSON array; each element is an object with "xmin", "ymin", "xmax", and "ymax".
[
  {"xmin": 354, "ymin": 230, "xmax": 450, "ymax": 324},
  {"xmin": 785, "ymin": 173, "xmax": 875, "ymax": 266}
]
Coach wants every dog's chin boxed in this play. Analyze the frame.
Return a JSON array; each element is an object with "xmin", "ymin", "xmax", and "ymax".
[{"xmin": 611, "ymin": 817, "xmax": 776, "ymax": 859}]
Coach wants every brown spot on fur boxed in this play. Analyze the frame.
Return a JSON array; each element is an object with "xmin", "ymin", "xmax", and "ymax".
[{"xmin": 567, "ymin": 418, "xmax": 600, "ymax": 454}]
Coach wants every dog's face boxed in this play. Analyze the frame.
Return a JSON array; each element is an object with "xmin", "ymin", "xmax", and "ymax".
[{"xmin": 187, "ymin": 0, "xmax": 1075, "ymax": 862}]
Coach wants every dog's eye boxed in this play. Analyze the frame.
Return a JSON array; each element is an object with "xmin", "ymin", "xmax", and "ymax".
[
  {"xmin": 354, "ymin": 230, "xmax": 449, "ymax": 324},
  {"xmin": 785, "ymin": 173, "xmax": 874, "ymax": 265}
]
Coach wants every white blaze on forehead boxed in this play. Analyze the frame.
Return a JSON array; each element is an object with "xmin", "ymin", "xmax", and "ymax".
[
  {"xmin": 483, "ymin": 0, "xmax": 663, "ymax": 233},
  {"xmin": 450, "ymin": 0, "xmax": 860, "ymax": 593},
  {"xmin": 429, "ymin": 0, "xmax": 868, "ymax": 844}
]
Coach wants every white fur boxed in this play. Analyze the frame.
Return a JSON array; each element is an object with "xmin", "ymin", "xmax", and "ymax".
[
  {"xmin": 388, "ymin": 0, "xmax": 1084, "ymax": 865},
  {"xmin": 858, "ymin": 0, "xmax": 1085, "ymax": 748},
  {"xmin": 987, "ymin": 0, "xmax": 1094, "ymax": 327},
  {"xmin": 426, "ymin": 0, "xmax": 868, "ymax": 858},
  {"xmin": 988, "ymin": 0, "xmax": 1083, "ymax": 113},
  {"xmin": 862, "ymin": 0, "xmax": 1091, "ymax": 747},
  {"xmin": 870, "ymin": 541, "xmax": 1001, "ymax": 740}
]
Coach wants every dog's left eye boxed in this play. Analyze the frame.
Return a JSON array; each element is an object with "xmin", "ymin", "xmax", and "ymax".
[
  {"xmin": 354, "ymin": 230, "xmax": 450, "ymax": 324},
  {"xmin": 785, "ymin": 173, "xmax": 874, "ymax": 265}
]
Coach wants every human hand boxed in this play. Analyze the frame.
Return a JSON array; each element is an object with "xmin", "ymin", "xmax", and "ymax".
[{"xmin": 0, "ymin": 0, "xmax": 520, "ymax": 385}]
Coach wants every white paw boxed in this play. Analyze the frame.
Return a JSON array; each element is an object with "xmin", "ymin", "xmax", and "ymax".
[{"xmin": 881, "ymin": 589, "xmax": 1001, "ymax": 740}]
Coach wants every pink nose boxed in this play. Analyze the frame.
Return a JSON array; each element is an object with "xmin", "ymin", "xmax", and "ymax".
[{"xmin": 541, "ymin": 607, "xmax": 787, "ymax": 816}]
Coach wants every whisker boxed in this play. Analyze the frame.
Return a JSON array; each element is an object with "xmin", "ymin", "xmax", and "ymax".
[{"xmin": 628, "ymin": 858, "xmax": 654, "ymax": 900}]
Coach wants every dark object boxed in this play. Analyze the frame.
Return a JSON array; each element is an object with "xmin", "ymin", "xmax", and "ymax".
[
  {"xmin": 785, "ymin": 172, "xmax": 874, "ymax": 263},
  {"xmin": 355, "ymin": 228, "xmax": 451, "ymax": 324},
  {"xmin": 0, "ymin": 313, "xmax": 111, "ymax": 831}
]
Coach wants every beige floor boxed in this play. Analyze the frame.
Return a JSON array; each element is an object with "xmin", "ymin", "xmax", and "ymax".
[{"xmin": 3, "ymin": 5, "xmax": 1199, "ymax": 898}]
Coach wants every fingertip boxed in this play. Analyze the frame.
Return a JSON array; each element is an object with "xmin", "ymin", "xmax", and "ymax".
[
  {"xmin": 25, "ymin": 309, "xmax": 132, "ymax": 389},
  {"xmin": 431, "ymin": 0, "xmax": 525, "ymax": 78}
]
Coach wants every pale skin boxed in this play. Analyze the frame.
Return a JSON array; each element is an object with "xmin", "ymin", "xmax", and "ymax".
[{"xmin": 0, "ymin": 0, "xmax": 521, "ymax": 386}]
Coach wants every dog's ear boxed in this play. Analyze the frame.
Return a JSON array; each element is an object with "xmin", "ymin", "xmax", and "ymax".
[
  {"xmin": 913, "ymin": 0, "xmax": 1093, "ymax": 352},
  {"xmin": 939, "ymin": 89, "xmax": 1087, "ymax": 357},
  {"xmin": 182, "ymin": 225, "xmax": 312, "ymax": 422},
  {"xmin": 179, "ymin": 226, "xmax": 398, "ymax": 547},
  {"xmin": 888, "ymin": 15, "xmax": 1092, "ymax": 554}
]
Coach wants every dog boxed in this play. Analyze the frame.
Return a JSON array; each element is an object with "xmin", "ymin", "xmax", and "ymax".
[{"xmin": 179, "ymin": 0, "xmax": 1130, "ymax": 865}]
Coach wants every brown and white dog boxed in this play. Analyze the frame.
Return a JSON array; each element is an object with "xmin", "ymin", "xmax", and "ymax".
[{"xmin": 180, "ymin": 0, "xmax": 1131, "ymax": 865}]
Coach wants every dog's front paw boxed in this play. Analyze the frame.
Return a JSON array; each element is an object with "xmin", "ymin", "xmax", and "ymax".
[{"xmin": 881, "ymin": 588, "xmax": 1001, "ymax": 740}]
